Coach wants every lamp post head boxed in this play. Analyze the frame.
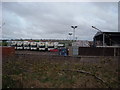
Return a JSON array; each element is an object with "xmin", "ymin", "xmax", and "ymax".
[
  {"xmin": 71, "ymin": 26, "xmax": 74, "ymax": 28},
  {"xmin": 92, "ymin": 26, "xmax": 102, "ymax": 32},
  {"xmin": 92, "ymin": 26, "xmax": 95, "ymax": 28},
  {"xmin": 71, "ymin": 25, "xmax": 77, "ymax": 29},
  {"xmin": 69, "ymin": 32, "xmax": 72, "ymax": 35},
  {"xmin": 75, "ymin": 26, "xmax": 77, "ymax": 28}
]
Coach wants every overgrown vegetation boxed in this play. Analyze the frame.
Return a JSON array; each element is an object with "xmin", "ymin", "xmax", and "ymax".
[
  {"xmin": 2, "ymin": 55, "xmax": 119, "ymax": 88},
  {"xmin": 0, "ymin": 42, "xmax": 8, "ymax": 46}
]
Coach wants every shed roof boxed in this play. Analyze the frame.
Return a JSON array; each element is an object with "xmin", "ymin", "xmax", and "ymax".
[{"xmin": 94, "ymin": 32, "xmax": 120, "ymax": 37}]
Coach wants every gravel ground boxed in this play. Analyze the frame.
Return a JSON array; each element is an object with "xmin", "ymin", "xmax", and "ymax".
[
  {"xmin": 14, "ymin": 50, "xmax": 119, "ymax": 63},
  {"xmin": 15, "ymin": 50, "xmax": 59, "ymax": 56}
]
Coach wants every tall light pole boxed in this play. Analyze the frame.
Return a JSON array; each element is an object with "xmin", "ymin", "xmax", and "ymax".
[
  {"xmin": 92, "ymin": 26, "xmax": 105, "ymax": 46},
  {"xmin": 71, "ymin": 26, "xmax": 77, "ymax": 40},
  {"xmin": 68, "ymin": 32, "xmax": 72, "ymax": 40}
]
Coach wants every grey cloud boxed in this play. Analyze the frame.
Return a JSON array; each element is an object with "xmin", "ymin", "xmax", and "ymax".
[{"xmin": 2, "ymin": 2, "xmax": 118, "ymax": 40}]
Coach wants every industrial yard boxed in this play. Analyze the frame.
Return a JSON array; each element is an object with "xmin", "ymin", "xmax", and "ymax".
[
  {"xmin": 2, "ymin": 50, "xmax": 119, "ymax": 88},
  {"xmin": 1, "ymin": 1, "xmax": 120, "ymax": 89},
  {"xmin": 1, "ymin": 33, "xmax": 120, "ymax": 88}
]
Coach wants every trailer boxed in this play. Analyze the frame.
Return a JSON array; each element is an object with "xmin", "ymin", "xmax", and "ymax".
[
  {"xmin": 11, "ymin": 41, "xmax": 17, "ymax": 49},
  {"xmin": 23, "ymin": 41, "xmax": 30, "ymax": 50},
  {"xmin": 37, "ymin": 42, "xmax": 46, "ymax": 51},
  {"xmin": 16, "ymin": 41, "xmax": 23, "ymax": 50},
  {"xmin": 54, "ymin": 42, "xmax": 59, "ymax": 49},
  {"xmin": 58, "ymin": 43, "xmax": 65, "ymax": 48},
  {"xmin": 30, "ymin": 42, "xmax": 37, "ymax": 50},
  {"xmin": 47, "ymin": 42, "xmax": 54, "ymax": 51}
]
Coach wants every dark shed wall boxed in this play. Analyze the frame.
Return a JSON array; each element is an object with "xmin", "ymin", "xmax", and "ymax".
[
  {"xmin": 78, "ymin": 47, "xmax": 120, "ymax": 56},
  {"xmin": 93, "ymin": 32, "xmax": 120, "ymax": 47}
]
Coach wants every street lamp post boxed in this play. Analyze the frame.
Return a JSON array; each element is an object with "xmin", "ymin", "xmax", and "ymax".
[
  {"xmin": 92, "ymin": 26, "xmax": 105, "ymax": 46},
  {"xmin": 71, "ymin": 26, "xmax": 77, "ymax": 40},
  {"xmin": 92, "ymin": 26, "xmax": 102, "ymax": 32},
  {"xmin": 68, "ymin": 32, "xmax": 72, "ymax": 40}
]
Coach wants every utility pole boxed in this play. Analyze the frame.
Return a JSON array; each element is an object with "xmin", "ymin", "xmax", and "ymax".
[{"xmin": 71, "ymin": 26, "xmax": 77, "ymax": 40}]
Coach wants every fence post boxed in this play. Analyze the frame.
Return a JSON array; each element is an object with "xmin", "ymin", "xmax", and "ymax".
[{"xmin": 114, "ymin": 47, "xmax": 116, "ymax": 56}]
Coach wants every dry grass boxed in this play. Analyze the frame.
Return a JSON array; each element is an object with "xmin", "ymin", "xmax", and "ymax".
[{"xmin": 2, "ymin": 53, "xmax": 119, "ymax": 88}]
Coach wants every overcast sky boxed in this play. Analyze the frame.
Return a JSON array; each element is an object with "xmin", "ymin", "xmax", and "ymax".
[{"xmin": 2, "ymin": 2, "xmax": 118, "ymax": 40}]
